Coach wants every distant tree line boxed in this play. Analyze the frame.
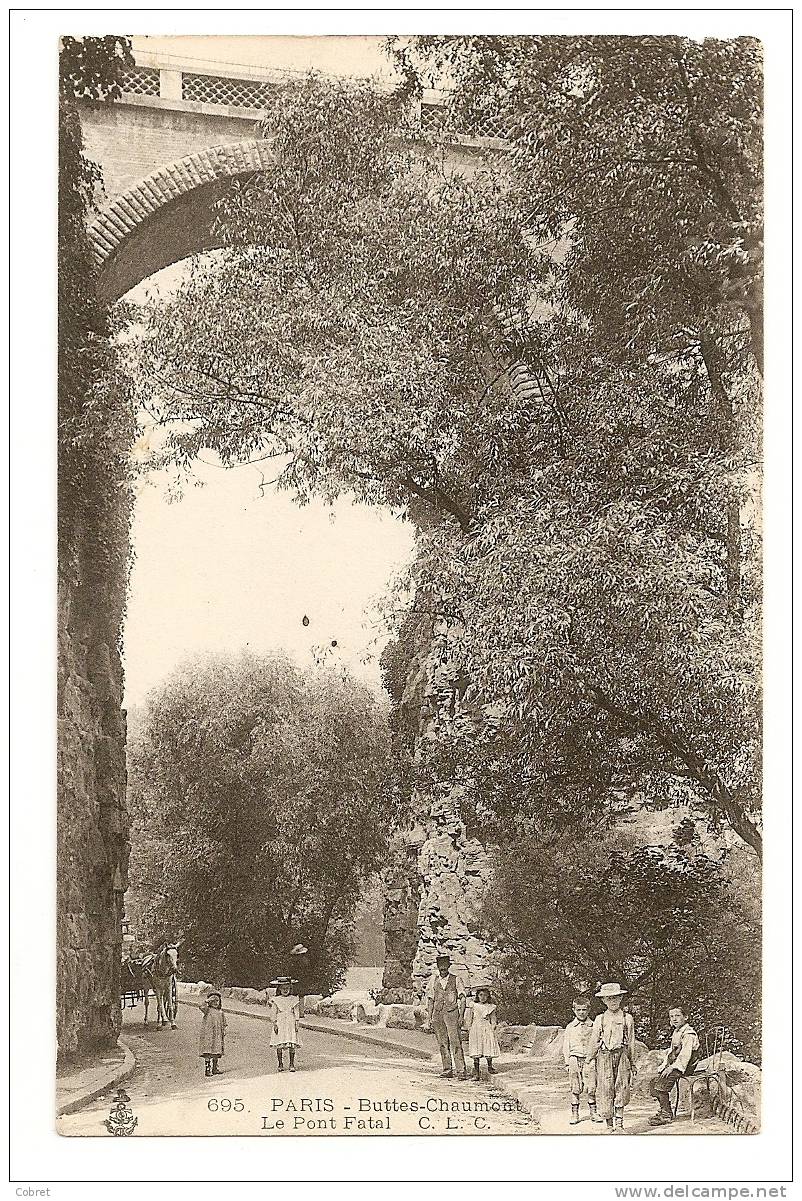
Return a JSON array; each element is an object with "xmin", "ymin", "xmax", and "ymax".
[{"xmin": 126, "ymin": 652, "xmax": 397, "ymax": 995}]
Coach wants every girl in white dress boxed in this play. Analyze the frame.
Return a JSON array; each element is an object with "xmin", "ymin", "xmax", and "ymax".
[
  {"xmin": 467, "ymin": 986, "xmax": 500, "ymax": 1080},
  {"xmin": 270, "ymin": 978, "xmax": 301, "ymax": 1072}
]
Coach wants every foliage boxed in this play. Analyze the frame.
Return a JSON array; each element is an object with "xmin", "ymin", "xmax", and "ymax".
[
  {"xmin": 388, "ymin": 36, "xmax": 764, "ymax": 854},
  {"xmin": 58, "ymin": 36, "xmax": 135, "ymax": 620},
  {"xmin": 125, "ymin": 75, "xmax": 532, "ymax": 531},
  {"xmin": 122, "ymin": 55, "xmax": 762, "ymax": 858},
  {"xmin": 484, "ymin": 829, "xmax": 761, "ymax": 1059},
  {"xmin": 126, "ymin": 651, "xmax": 398, "ymax": 992},
  {"xmin": 60, "ymin": 35, "xmax": 133, "ymax": 101},
  {"xmin": 391, "ymin": 35, "xmax": 763, "ymax": 366}
]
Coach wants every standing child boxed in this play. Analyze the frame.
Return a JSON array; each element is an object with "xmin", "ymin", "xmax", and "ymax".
[
  {"xmin": 270, "ymin": 977, "xmax": 301, "ymax": 1072},
  {"xmin": 585, "ymin": 983, "xmax": 637, "ymax": 1132},
  {"xmin": 199, "ymin": 991, "xmax": 226, "ymax": 1077},
  {"xmin": 466, "ymin": 986, "xmax": 500, "ymax": 1081},
  {"xmin": 563, "ymin": 994, "xmax": 600, "ymax": 1125}
]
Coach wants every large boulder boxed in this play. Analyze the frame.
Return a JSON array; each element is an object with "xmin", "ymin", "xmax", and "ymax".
[
  {"xmin": 715, "ymin": 1052, "xmax": 761, "ymax": 1124},
  {"xmin": 377, "ymin": 1003, "xmax": 421, "ymax": 1030},
  {"xmin": 520, "ymin": 1025, "xmax": 565, "ymax": 1061},
  {"xmin": 316, "ymin": 998, "xmax": 357, "ymax": 1021},
  {"xmin": 352, "ymin": 1002, "xmax": 381, "ymax": 1025}
]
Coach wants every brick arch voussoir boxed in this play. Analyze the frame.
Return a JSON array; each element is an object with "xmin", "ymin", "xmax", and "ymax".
[{"xmin": 88, "ymin": 139, "xmax": 275, "ymax": 272}]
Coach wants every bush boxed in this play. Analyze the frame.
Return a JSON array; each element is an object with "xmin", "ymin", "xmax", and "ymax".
[{"xmin": 483, "ymin": 828, "xmax": 761, "ymax": 1060}]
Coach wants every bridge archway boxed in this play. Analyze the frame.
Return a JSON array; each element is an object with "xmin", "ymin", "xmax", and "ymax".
[
  {"xmin": 90, "ymin": 140, "xmax": 274, "ymax": 304},
  {"xmin": 90, "ymin": 130, "xmax": 498, "ymax": 1006}
]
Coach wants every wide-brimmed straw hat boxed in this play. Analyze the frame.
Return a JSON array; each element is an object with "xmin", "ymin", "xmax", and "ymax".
[{"xmin": 595, "ymin": 982, "xmax": 627, "ymax": 998}]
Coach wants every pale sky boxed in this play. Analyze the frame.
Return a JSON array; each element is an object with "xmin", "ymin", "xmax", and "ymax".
[
  {"xmin": 122, "ymin": 36, "xmax": 414, "ymax": 707},
  {"xmin": 123, "ymin": 262, "xmax": 416, "ymax": 707},
  {"xmin": 133, "ymin": 34, "xmax": 399, "ymax": 81}
]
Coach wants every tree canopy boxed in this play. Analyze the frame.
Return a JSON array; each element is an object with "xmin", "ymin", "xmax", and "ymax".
[
  {"xmin": 126, "ymin": 652, "xmax": 397, "ymax": 992},
  {"xmin": 124, "ymin": 43, "xmax": 762, "ymax": 860}
]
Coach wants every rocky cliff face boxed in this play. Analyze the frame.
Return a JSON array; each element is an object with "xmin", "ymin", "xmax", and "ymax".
[
  {"xmin": 380, "ymin": 619, "xmax": 494, "ymax": 1001},
  {"xmin": 57, "ymin": 570, "xmax": 129, "ymax": 1060},
  {"xmin": 412, "ymin": 795, "xmax": 493, "ymax": 994}
]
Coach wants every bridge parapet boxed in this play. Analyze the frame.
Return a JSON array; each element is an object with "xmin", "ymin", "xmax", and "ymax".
[
  {"xmin": 81, "ymin": 51, "xmax": 509, "ymax": 301},
  {"xmin": 118, "ymin": 51, "xmax": 509, "ymax": 149}
]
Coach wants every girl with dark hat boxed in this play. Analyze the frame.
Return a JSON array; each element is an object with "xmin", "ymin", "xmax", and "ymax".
[{"xmin": 199, "ymin": 991, "xmax": 227, "ymax": 1077}]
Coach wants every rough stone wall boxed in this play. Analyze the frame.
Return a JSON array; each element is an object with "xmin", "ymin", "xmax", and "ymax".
[
  {"xmin": 412, "ymin": 794, "xmax": 493, "ymax": 994},
  {"xmin": 57, "ymin": 568, "xmax": 129, "ymax": 1060},
  {"xmin": 381, "ymin": 620, "xmax": 494, "ymax": 1002}
]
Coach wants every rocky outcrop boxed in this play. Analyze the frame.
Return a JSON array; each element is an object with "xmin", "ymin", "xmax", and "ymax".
[
  {"xmin": 380, "ymin": 827, "xmax": 427, "ymax": 1002},
  {"xmin": 412, "ymin": 794, "xmax": 493, "ymax": 994},
  {"xmin": 380, "ymin": 618, "xmax": 495, "ymax": 1001},
  {"xmin": 57, "ymin": 573, "xmax": 129, "ymax": 1060}
]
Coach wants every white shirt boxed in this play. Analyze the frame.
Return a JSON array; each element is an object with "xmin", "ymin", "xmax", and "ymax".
[{"xmin": 426, "ymin": 969, "xmax": 466, "ymax": 1001}]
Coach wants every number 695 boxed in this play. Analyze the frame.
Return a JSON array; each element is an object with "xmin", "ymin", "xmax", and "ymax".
[{"xmin": 207, "ymin": 1097, "xmax": 245, "ymax": 1112}]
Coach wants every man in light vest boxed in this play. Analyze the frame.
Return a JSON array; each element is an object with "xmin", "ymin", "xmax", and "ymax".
[{"xmin": 425, "ymin": 952, "xmax": 467, "ymax": 1079}]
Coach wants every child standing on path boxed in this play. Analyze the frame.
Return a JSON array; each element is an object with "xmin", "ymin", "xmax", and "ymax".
[
  {"xmin": 563, "ymin": 994, "xmax": 600, "ymax": 1125},
  {"xmin": 199, "ymin": 991, "xmax": 227, "ymax": 1077},
  {"xmin": 270, "ymin": 977, "xmax": 301, "ymax": 1072},
  {"xmin": 585, "ymin": 983, "xmax": 637, "ymax": 1132},
  {"xmin": 466, "ymin": 986, "xmax": 500, "ymax": 1081}
]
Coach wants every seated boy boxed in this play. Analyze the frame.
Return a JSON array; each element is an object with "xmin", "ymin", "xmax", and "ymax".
[
  {"xmin": 648, "ymin": 1005, "xmax": 700, "ymax": 1125},
  {"xmin": 563, "ymin": 994, "xmax": 600, "ymax": 1124}
]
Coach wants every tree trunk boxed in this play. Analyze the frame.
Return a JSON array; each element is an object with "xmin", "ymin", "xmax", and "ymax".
[{"xmin": 699, "ymin": 324, "xmax": 742, "ymax": 619}]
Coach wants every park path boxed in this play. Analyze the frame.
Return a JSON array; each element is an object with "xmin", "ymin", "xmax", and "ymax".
[
  {"xmin": 58, "ymin": 999, "xmax": 736, "ymax": 1139},
  {"xmin": 57, "ymin": 1003, "xmax": 533, "ymax": 1137}
]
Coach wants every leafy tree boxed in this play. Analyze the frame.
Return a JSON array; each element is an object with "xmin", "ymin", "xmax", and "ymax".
[
  {"xmin": 388, "ymin": 35, "xmax": 763, "ymax": 855},
  {"xmin": 59, "ymin": 35, "xmax": 135, "ymax": 604},
  {"xmin": 123, "ymin": 57, "xmax": 761, "ymax": 858},
  {"xmin": 126, "ymin": 651, "xmax": 397, "ymax": 992},
  {"xmin": 484, "ymin": 829, "xmax": 761, "ymax": 1059}
]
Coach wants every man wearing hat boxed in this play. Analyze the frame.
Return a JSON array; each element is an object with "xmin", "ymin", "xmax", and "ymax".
[
  {"xmin": 585, "ymin": 984, "xmax": 637, "ymax": 1132},
  {"xmin": 425, "ymin": 952, "xmax": 467, "ymax": 1079}
]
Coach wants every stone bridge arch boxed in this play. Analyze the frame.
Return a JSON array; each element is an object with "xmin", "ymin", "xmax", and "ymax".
[
  {"xmin": 88, "ymin": 132, "xmax": 495, "ymax": 1008},
  {"xmin": 90, "ymin": 139, "xmax": 274, "ymax": 303}
]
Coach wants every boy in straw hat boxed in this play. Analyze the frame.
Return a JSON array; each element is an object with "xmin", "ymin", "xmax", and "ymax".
[{"xmin": 585, "ymin": 983, "xmax": 637, "ymax": 1132}]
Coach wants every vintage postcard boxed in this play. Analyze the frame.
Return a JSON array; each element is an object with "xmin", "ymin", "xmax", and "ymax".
[{"xmin": 48, "ymin": 24, "xmax": 774, "ymax": 1160}]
